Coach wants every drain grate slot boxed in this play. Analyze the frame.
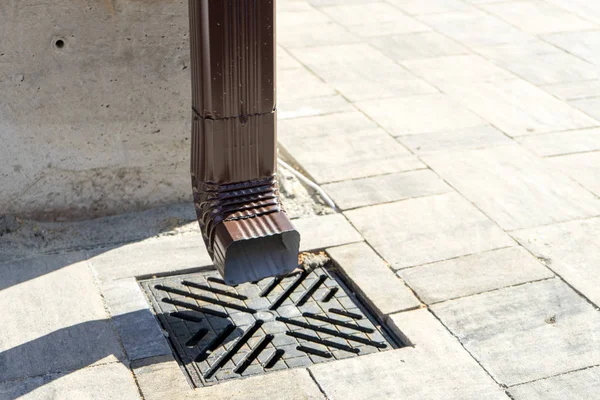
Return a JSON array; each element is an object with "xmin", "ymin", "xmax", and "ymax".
[{"xmin": 141, "ymin": 264, "xmax": 399, "ymax": 387}]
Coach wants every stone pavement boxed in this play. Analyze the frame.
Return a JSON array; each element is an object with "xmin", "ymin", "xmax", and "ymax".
[{"xmin": 2, "ymin": 0, "xmax": 600, "ymax": 398}]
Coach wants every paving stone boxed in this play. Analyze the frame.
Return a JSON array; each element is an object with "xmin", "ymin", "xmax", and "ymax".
[
  {"xmin": 310, "ymin": 309, "xmax": 508, "ymax": 400},
  {"xmin": 0, "ymin": 362, "xmax": 141, "ymax": 400},
  {"xmin": 550, "ymin": 151, "xmax": 600, "ymax": 197},
  {"xmin": 517, "ymin": 128, "xmax": 600, "ymax": 157},
  {"xmin": 278, "ymin": 112, "xmax": 424, "ymax": 183},
  {"xmin": 398, "ymin": 125, "xmax": 513, "ymax": 155},
  {"xmin": 545, "ymin": 0, "xmax": 600, "ymax": 24},
  {"xmin": 440, "ymin": 79, "xmax": 598, "ymax": 137},
  {"xmin": 477, "ymin": 49, "xmax": 600, "ymax": 85},
  {"xmin": 398, "ymin": 247, "xmax": 554, "ymax": 304},
  {"xmin": 570, "ymin": 97, "xmax": 600, "ymax": 121},
  {"xmin": 290, "ymin": 44, "xmax": 438, "ymax": 102},
  {"xmin": 419, "ymin": 10, "xmax": 535, "ymax": 47},
  {"xmin": 473, "ymin": 40, "xmax": 561, "ymax": 57},
  {"xmin": 278, "ymin": 94, "xmax": 353, "ymax": 120},
  {"xmin": 132, "ymin": 355, "xmax": 192, "ymax": 400},
  {"xmin": 277, "ymin": 46, "xmax": 302, "ymax": 71},
  {"xmin": 401, "ymin": 55, "xmax": 515, "ymax": 84},
  {"xmin": 432, "ymin": 279, "xmax": 600, "ymax": 386},
  {"xmin": 294, "ymin": 214, "xmax": 363, "ymax": 252},
  {"xmin": 482, "ymin": 1, "xmax": 596, "ymax": 34},
  {"xmin": 346, "ymin": 193, "xmax": 514, "ymax": 270},
  {"xmin": 0, "ymin": 252, "xmax": 124, "ymax": 383},
  {"xmin": 371, "ymin": 31, "xmax": 469, "ymax": 61},
  {"xmin": 322, "ymin": 169, "xmax": 451, "ymax": 210},
  {"xmin": 388, "ymin": 0, "xmax": 473, "ymax": 15},
  {"xmin": 278, "ymin": 21, "xmax": 359, "ymax": 48},
  {"xmin": 87, "ymin": 233, "xmax": 213, "ymax": 283},
  {"xmin": 423, "ymin": 145, "xmax": 600, "ymax": 230},
  {"xmin": 101, "ymin": 278, "xmax": 171, "ymax": 361},
  {"xmin": 321, "ymin": 3, "xmax": 430, "ymax": 37},
  {"xmin": 543, "ymin": 30, "xmax": 600, "ymax": 65},
  {"xmin": 512, "ymin": 217, "xmax": 600, "ymax": 306},
  {"xmin": 327, "ymin": 242, "xmax": 421, "ymax": 318},
  {"xmin": 541, "ymin": 80, "xmax": 600, "ymax": 101},
  {"xmin": 278, "ymin": 67, "xmax": 336, "ymax": 101},
  {"xmin": 509, "ymin": 366, "xmax": 600, "ymax": 400},
  {"xmin": 357, "ymin": 93, "xmax": 486, "ymax": 137}
]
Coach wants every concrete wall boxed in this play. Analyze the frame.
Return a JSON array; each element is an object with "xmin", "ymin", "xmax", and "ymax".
[{"xmin": 0, "ymin": 0, "xmax": 192, "ymax": 221}]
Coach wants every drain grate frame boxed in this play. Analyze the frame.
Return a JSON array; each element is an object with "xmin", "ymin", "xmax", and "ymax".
[{"xmin": 140, "ymin": 263, "xmax": 403, "ymax": 387}]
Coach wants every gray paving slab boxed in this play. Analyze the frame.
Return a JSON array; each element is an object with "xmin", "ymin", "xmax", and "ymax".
[
  {"xmin": 439, "ymin": 79, "xmax": 599, "ymax": 137},
  {"xmin": 432, "ymin": 279, "xmax": 600, "ymax": 386},
  {"xmin": 322, "ymin": 169, "xmax": 451, "ymax": 210},
  {"xmin": 101, "ymin": 278, "xmax": 171, "ymax": 361},
  {"xmin": 401, "ymin": 55, "xmax": 515, "ymax": 84},
  {"xmin": 278, "ymin": 14, "xmax": 359, "ymax": 48},
  {"xmin": 294, "ymin": 214, "xmax": 363, "ymax": 251},
  {"xmin": 346, "ymin": 193, "xmax": 514, "ymax": 270},
  {"xmin": 509, "ymin": 366, "xmax": 600, "ymax": 400},
  {"xmin": 357, "ymin": 93, "xmax": 486, "ymax": 137},
  {"xmin": 482, "ymin": 0, "xmax": 597, "ymax": 34},
  {"xmin": 278, "ymin": 112, "xmax": 424, "ymax": 183},
  {"xmin": 0, "ymin": 252, "xmax": 124, "ymax": 383},
  {"xmin": 423, "ymin": 144, "xmax": 600, "ymax": 230},
  {"xmin": 388, "ymin": 0, "xmax": 473, "ymax": 15},
  {"xmin": 134, "ymin": 354, "xmax": 325, "ymax": 400},
  {"xmin": 512, "ymin": 217, "xmax": 600, "ymax": 306},
  {"xmin": 398, "ymin": 246, "xmax": 554, "ymax": 304},
  {"xmin": 371, "ymin": 31, "xmax": 469, "ymax": 61},
  {"xmin": 278, "ymin": 67, "xmax": 336, "ymax": 101},
  {"xmin": 0, "ymin": 363, "xmax": 141, "ymax": 400},
  {"xmin": 310, "ymin": 309, "xmax": 508, "ymax": 400},
  {"xmin": 398, "ymin": 125, "xmax": 513, "ymax": 155},
  {"xmin": 418, "ymin": 10, "xmax": 535, "ymax": 47},
  {"xmin": 550, "ymin": 151, "xmax": 600, "ymax": 197},
  {"xmin": 278, "ymin": 94, "xmax": 354, "ymax": 120},
  {"xmin": 87, "ymin": 233, "xmax": 213, "ymax": 283},
  {"xmin": 545, "ymin": 0, "xmax": 600, "ymax": 24},
  {"xmin": 517, "ymin": 128, "xmax": 600, "ymax": 157},
  {"xmin": 570, "ymin": 97, "xmax": 600, "ymax": 121},
  {"xmin": 541, "ymin": 80, "xmax": 600, "ymax": 101},
  {"xmin": 476, "ymin": 49, "xmax": 600, "ymax": 85},
  {"xmin": 327, "ymin": 242, "xmax": 421, "ymax": 318},
  {"xmin": 289, "ymin": 44, "xmax": 438, "ymax": 102},
  {"xmin": 320, "ymin": 3, "xmax": 431, "ymax": 37},
  {"xmin": 543, "ymin": 30, "xmax": 600, "ymax": 65}
]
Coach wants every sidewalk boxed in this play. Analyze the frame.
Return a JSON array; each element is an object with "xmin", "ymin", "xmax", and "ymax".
[{"xmin": 2, "ymin": 0, "xmax": 600, "ymax": 398}]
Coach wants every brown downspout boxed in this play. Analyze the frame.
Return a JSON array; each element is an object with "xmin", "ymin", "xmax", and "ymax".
[{"xmin": 188, "ymin": 0, "xmax": 300, "ymax": 285}]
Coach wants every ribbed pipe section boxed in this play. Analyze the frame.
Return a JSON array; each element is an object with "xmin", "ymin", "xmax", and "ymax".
[{"xmin": 189, "ymin": 0, "xmax": 298, "ymax": 286}]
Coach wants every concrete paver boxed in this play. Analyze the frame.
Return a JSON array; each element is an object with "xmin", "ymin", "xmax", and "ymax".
[
  {"xmin": 512, "ymin": 217, "xmax": 600, "ymax": 306},
  {"xmin": 346, "ymin": 193, "xmax": 514, "ymax": 270},
  {"xmin": 517, "ymin": 128, "xmax": 600, "ymax": 157},
  {"xmin": 509, "ymin": 366, "xmax": 600, "ymax": 400},
  {"xmin": 398, "ymin": 246, "xmax": 554, "ymax": 304},
  {"xmin": 279, "ymin": 112, "xmax": 424, "ymax": 183},
  {"xmin": 310, "ymin": 309, "xmax": 508, "ymax": 400},
  {"xmin": 401, "ymin": 55, "xmax": 515, "ymax": 84},
  {"xmin": 543, "ymin": 30, "xmax": 600, "ymax": 66},
  {"xmin": 388, "ymin": 0, "xmax": 473, "ymax": 15},
  {"xmin": 423, "ymin": 144, "xmax": 600, "ymax": 230},
  {"xmin": 371, "ymin": 31, "xmax": 468, "ymax": 61},
  {"xmin": 439, "ymin": 79, "xmax": 599, "ymax": 137},
  {"xmin": 398, "ymin": 125, "xmax": 512, "ymax": 155},
  {"xmin": 357, "ymin": 93, "xmax": 486, "ymax": 137},
  {"xmin": 0, "ymin": 253, "xmax": 124, "ymax": 383},
  {"xmin": 0, "ymin": 363, "xmax": 141, "ymax": 400},
  {"xmin": 322, "ymin": 169, "xmax": 451, "ymax": 210},
  {"xmin": 541, "ymin": 80, "xmax": 600, "ymax": 101},
  {"xmin": 327, "ymin": 242, "xmax": 421, "ymax": 318},
  {"xmin": 550, "ymin": 151, "xmax": 600, "ymax": 197},
  {"xmin": 432, "ymin": 279, "xmax": 600, "ymax": 386},
  {"xmin": 570, "ymin": 97, "xmax": 600, "ymax": 121}
]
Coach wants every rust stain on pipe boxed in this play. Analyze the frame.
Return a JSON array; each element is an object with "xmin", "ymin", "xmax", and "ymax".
[{"xmin": 189, "ymin": 0, "xmax": 300, "ymax": 285}]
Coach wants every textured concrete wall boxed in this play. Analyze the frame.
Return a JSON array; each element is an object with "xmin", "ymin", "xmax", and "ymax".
[{"xmin": 0, "ymin": 0, "xmax": 191, "ymax": 221}]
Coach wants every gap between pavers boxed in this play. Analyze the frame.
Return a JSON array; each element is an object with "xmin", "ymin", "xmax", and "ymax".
[
  {"xmin": 132, "ymin": 354, "xmax": 325, "ymax": 400},
  {"xmin": 326, "ymin": 241, "xmax": 421, "ymax": 319},
  {"xmin": 308, "ymin": 308, "xmax": 508, "ymax": 400},
  {"xmin": 508, "ymin": 366, "xmax": 600, "ymax": 400}
]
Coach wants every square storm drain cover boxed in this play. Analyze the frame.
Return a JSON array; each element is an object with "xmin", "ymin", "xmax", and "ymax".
[{"xmin": 141, "ymin": 265, "xmax": 398, "ymax": 387}]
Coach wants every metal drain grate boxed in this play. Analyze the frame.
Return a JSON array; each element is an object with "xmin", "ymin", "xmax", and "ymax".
[{"xmin": 141, "ymin": 265, "xmax": 399, "ymax": 387}]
